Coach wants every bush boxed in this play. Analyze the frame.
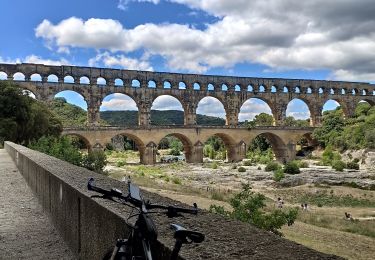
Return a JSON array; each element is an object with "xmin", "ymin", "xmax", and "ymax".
[
  {"xmin": 209, "ymin": 184, "xmax": 298, "ymax": 236},
  {"xmin": 332, "ymin": 160, "xmax": 346, "ymax": 172},
  {"xmin": 116, "ymin": 160, "xmax": 126, "ymax": 167},
  {"xmin": 273, "ymin": 169, "xmax": 285, "ymax": 182},
  {"xmin": 82, "ymin": 150, "xmax": 108, "ymax": 174},
  {"xmin": 243, "ymin": 160, "xmax": 252, "ymax": 166},
  {"xmin": 238, "ymin": 166, "xmax": 246, "ymax": 172},
  {"xmin": 296, "ymin": 160, "xmax": 309, "ymax": 168},
  {"xmin": 210, "ymin": 162, "xmax": 218, "ymax": 169},
  {"xmin": 347, "ymin": 161, "xmax": 359, "ymax": 170},
  {"xmin": 171, "ymin": 176, "xmax": 182, "ymax": 185},
  {"xmin": 265, "ymin": 161, "xmax": 281, "ymax": 172},
  {"xmin": 283, "ymin": 161, "xmax": 300, "ymax": 174}
]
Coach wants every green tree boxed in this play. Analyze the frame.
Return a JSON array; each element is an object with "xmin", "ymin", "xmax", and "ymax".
[
  {"xmin": 312, "ymin": 107, "xmax": 344, "ymax": 147},
  {"xmin": 210, "ymin": 184, "xmax": 298, "ymax": 236},
  {"xmin": 284, "ymin": 116, "xmax": 310, "ymax": 127},
  {"xmin": 0, "ymin": 81, "xmax": 62, "ymax": 145},
  {"xmin": 253, "ymin": 113, "xmax": 274, "ymax": 126}
]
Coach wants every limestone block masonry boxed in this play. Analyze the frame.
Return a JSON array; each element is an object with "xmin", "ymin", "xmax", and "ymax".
[
  {"xmin": 4, "ymin": 142, "xmax": 342, "ymax": 260},
  {"xmin": 0, "ymin": 63, "xmax": 374, "ymax": 127}
]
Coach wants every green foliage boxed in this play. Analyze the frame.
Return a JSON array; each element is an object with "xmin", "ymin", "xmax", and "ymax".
[
  {"xmin": 209, "ymin": 184, "xmax": 298, "ymax": 236},
  {"xmin": 295, "ymin": 160, "xmax": 309, "ymax": 168},
  {"xmin": 82, "ymin": 150, "xmax": 108, "ymax": 174},
  {"xmin": 346, "ymin": 161, "xmax": 359, "ymax": 170},
  {"xmin": 273, "ymin": 169, "xmax": 285, "ymax": 182},
  {"xmin": 169, "ymin": 138, "xmax": 183, "ymax": 156},
  {"xmin": 210, "ymin": 161, "xmax": 218, "ymax": 169},
  {"xmin": 101, "ymin": 110, "xmax": 225, "ymax": 126},
  {"xmin": 171, "ymin": 176, "xmax": 182, "ymax": 185},
  {"xmin": 0, "ymin": 82, "xmax": 62, "ymax": 145},
  {"xmin": 116, "ymin": 160, "xmax": 126, "ymax": 167},
  {"xmin": 322, "ymin": 145, "xmax": 341, "ymax": 166},
  {"xmin": 313, "ymin": 103, "xmax": 375, "ymax": 150},
  {"xmin": 242, "ymin": 160, "xmax": 252, "ymax": 166},
  {"xmin": 50, "ymin": 98, "xmax": 90, "ymax": 127},
  {"xmin": 284, "ymin": 116, "xmax": 310, "ymax": 127},
  {"xmin": 265, "ymin": 161, "xmax": 281, "ymax": 172},
  {"xmin": 332, "ymin": 160, "xmax": 346, "ymax": 172},
  {"xmin": 283, "ymin": 161, "xmax": 300, "ymax": 174},
  {"xmin": 237, "ymin": 166, "xmax": 246, "ymax": 172},
  {"xmin": 203, "ymin": 136, "xmax": 226, "ymax": 160},
  {"xmin": 29, "ymin": 136, "xmax": 82, "ymax": 166}
]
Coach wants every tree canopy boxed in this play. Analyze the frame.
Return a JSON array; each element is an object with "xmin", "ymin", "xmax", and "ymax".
[{"xmin": 0, "ymin": 81, "xmax": 62, "ymax": 145}]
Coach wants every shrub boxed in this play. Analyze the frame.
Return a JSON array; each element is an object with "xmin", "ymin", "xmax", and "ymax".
[
  {"xmin": 116, "ymin": 160, "xmax": 126, "ymax": 167},
  {"xmin": 172, "ymin": 176, "xmax": 182, "ymax": 185},
  {"xmin": 209, "ymin": 184, "xmax": 298, "ymax": 236},
  {"xmin": 283, "ymin": 161, "xmax": 300, "ymax": 174},
  {"xmin": 346, "ymin": 161, "xmax": 359, "ymax": 170},
  {"xmin": 265, "ymin": 161, "xmax": 281, "ymax": 172},
  {"xmin": 332, "ymin": 160, "xmax": 346, "ymax": 172},
  {"xmin": 238, "ymin": 166, "xmax": 246, "ymax": 172},
  {"xmin": 257, "ymin": 166, "xmax": 262, "ymax": 170},
  {"xmin": 210, "ymin": 162, "xmax": 218, "ymax": 169},
  {"xmin": 296, "ymin": 160, "xmax": 309, "ymax": 168},
  {"xmin": 273, "ymin": 169, "xmax": 285, "ymax": 182},
  {"xmin": 81, "ymin": 150, "xmax": 108, "ymax": 174},
  {"xmin": 243, "ymin": 160, "xmax": 252, "ymax": 166}
]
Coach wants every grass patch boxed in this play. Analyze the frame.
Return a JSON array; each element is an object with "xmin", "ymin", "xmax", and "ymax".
[
  {"xmin": 298, "ymin": 212, "xmax": 375, "ymax": 238},
  {"xmin": 297, "ymin": 191, "xmax": 375, "ymax": 207}
]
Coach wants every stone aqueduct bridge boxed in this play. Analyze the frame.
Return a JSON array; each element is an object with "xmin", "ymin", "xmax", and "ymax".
[
  {"xmin": 0, "ymin": 63, "xmax": 374, "ymax": 164},
  {"xmin": 1, "ymin": 63, "xmax": 374, "ymax": 127},
  {"xmin": 62, "ymin": 126, "xmax": 315, "ymax": 164}
]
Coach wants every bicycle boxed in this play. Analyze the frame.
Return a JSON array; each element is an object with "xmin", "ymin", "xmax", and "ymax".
[{"xmin": 87, "ymin": 178, "xmax": 205, "ymax": 260}]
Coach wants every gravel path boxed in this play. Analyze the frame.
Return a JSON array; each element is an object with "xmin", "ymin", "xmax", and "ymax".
[{"xmin": 0, "ymin": 149, "xmax": 76, "ymax": 260}]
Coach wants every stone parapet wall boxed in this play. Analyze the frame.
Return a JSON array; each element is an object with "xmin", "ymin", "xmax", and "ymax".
[{"xmin": 4, "ymin": 141, "xmax": 341, "ymax": 259}]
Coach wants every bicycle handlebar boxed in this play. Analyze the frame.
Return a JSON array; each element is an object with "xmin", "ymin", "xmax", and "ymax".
[{"xmin": 87, "ymin": 178, "xmax": 198, "ymax": 217}]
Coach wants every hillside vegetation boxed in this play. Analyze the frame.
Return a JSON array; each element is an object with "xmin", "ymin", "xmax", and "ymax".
[{"xmin": 51, "ymin": 98, "xmax": 226, "ymax": 127}]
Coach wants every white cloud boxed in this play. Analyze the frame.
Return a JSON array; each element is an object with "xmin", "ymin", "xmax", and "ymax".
[
  {"xmin": 34, "ymin": 1, "xmax": 375, "ymax": 80},
  {"xmin": 238, "ymin": 98, "xmax": 272, "ymax": 121},
  {"xmin": 101, "ymin": 93, "xmax": 138, "ymax": 111},
  {"xmin": 118, "ymin": 0, "xmax": 160, "ymax": 10},
  {"xmin": 89, "ymin": 52, "xmax": 153, "ymax": 71},
  {"xmin": 151, "ymin": 95, "xmax": 183, "ymax": 110},
  {"xmin": 196, "ymin": 97, "xmax": 226, "ymax": 118}
]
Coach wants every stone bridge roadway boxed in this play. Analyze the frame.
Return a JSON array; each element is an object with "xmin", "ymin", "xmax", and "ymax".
[
  {"xmin": 62, "ymin": 126, "xmax": 314, "ymax": 164},
  {"xmin": 0, "ymin": 149, "xmax": 75, "ymax": 259}
]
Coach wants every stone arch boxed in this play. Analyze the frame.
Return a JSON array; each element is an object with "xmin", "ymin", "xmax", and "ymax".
[
  {"xmin": 148, "ymin": 80, "xmax": 156, "ymax": 88},
  {"xmin": 239, "ymin": 98, "xmax": 273, "ymax": 123},
  {"xmin": 115, "ymin": 78, "xmax": 124, "ymax": 86},
  {"xmin": 151, "ymin": 95, "xmax": 184, "ymax": 125},
  {"xmin": 132, "ymin": 79, "xmax": 140, "ymax": 88},
  {"xmin": 0, "ymin": 71, "xmax": 7, "ymax": 80},
  {"xmin": 306, "ymin": 87, "xmax": 312, "ymax": 94},
  {"xmin": 110, "ymin": 133, "xmax": 145, "ymax": 163},
  {"xmin": 196, "ymin": 96, "xmax": 226, "ymax": 125},
  {"xmin": 358, "ymin": 99, "xmax": 374, "ymax": 106},
  {"xmin": 80, "ymin": 76, "xmax": 90, "ymax": 84},
  {"xmin": 97, "ymin": 77, "xmax": 106, "ymax": 85},
  {"xmin": 54, "ymin": 90, "xmax": 88, "ymax": 113},
  {"xmin": 30, "ymin": 73, "xmax": 42, "ymax": 82},
  {"xmin": 47, "ymin": 74, "xmax": 58, "ymax": 83},
  {"xmin": 194, "ymin": 82, "xmax": 201, "ymax": 90},
  {"xmin": 283, "ymin": 86, "xmax": 289, "ymax": 93},
  {"xmin": 157, "ymin": 133, "xmax": 193, "ymax": 162},
  {"xmin": 222, "ymin": 84, "xmax": 228, "ymax": 91},
  {"xmin": 61, "ymin": 133, "xmax": 92, "ymax": 151},
  {"xmin": 203, "ymin": 132, "xmax": 237, "ymax": 162},
  {"xmin": 64, "ymin": 75, "xmax": 74, "ymax": 83},
  {"xmin": 100, "ymin": 93, "xmax": 138, "ymax": 124},
  {"xmin": 286, "ymin": 98, "xmax": 311, "ymax": 123},
  {"xmin": 179, "ymin": 82, "xmax": 186, "ymax": 90},
  {"xmin": 322, "ymin": 99, "xmax": 343, "ymax": 114},
  {"xmin": 235, "ymin": 85, "xmax": 241, "ymax": 92},
  {"xmin": 13, "ymin": 72, "xmax": 26, "ymax": 81},
  {"xmin": 164, "ymin": 81, "xmax": 171, "ymax": 89},
  {"xmin": 250, "ymin": 132, "xmax": 289, "ymax": 162},
  {"xmin": 271, "ymin": 86, "xmax": 277, "ymax": 93},
  {"xmin": 259, "ymin": 85, "xmax": 266, "ymax": 92},
  {"xmin": 22, "ymin": 89, "xmax": 36, "ymax": 99},
  {"xmin": 207, "ymin": 83, "xmax": 214, "ymax": 91},
  {"xmin": 247, "ymin": 85, "xmax": 253, "ymax": 92}
]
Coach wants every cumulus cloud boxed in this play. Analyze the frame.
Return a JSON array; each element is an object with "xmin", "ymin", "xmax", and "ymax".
[
  {"xmin": 196, "ymin": 97, "xmax": 226, "ymax": 118},
  {"xmin": 238, "ymin": 99, "xmax": 272, "ymax": 121},
  {"xmin": 34, "ymin": 1, "xmax": 375, "ymax": 80},
  {"xmin": 151, "ymin": 95, "xmax": 183, "ymax": 110},
  {"xmin": 89, "ymin": 52, "xmax": 153, "ymax": 71},
  {"xmin": 101, "ymin": 93, "xmax": 138, "ymax": 111}
]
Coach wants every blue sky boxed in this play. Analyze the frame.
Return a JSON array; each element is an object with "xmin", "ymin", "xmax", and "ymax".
[{"xmin": 1, "ymin": 0, "xmax": 374, "ymax": 120}]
